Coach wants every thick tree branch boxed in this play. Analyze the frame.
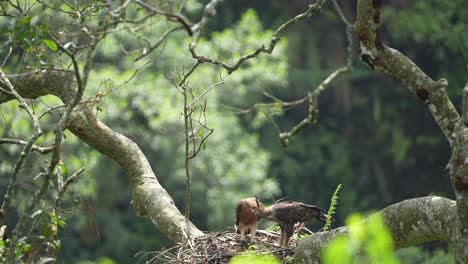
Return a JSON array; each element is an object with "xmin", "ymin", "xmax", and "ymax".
[
  {"xmin": 356, "ymin": 0, "xmax": 466, "ymax": 261},
  {"xmin": 463, "ymin": 81, "xmax": 468, "ymax": 126},
  {"xmin": 0, "ymin": 70, "xmax": 203, "ymax": 243},
  {"xmin": 294, "ymin": 196, "xmax": 456, "ymax": 263},
  {"xmin": 355, "ymin": 0, "xmax": 460, "ymax": 143},
  {"xmin": 0, "ymin": 70, "xmax": 77, "ymax": 104},
  {"xmin": 446, "ymin": 80, "xmax": 468, "ymax": 260}
]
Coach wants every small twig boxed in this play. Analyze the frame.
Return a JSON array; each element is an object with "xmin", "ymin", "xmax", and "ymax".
[
  {"xmin": 135, "ymin": 26, "xmax": 182, "ymax": 61},
  {"xmin": 178, "ymin": 62, "xmax": 202, "ymax": 87},
  {"xmin": 462, "ymin": 81, "xmax": 468, "ymax": 127},
  {"xmin": 133, "ymin": 0, "xmax": 193, "ymax": 35},
  {"xmin": 2, "ymin": 46, "xmax": 13, "ymax": 67},
  {"xmin": 190, "ymin": 0, "xmax": 224, "ymax": 34},
  {"xmin": 331, "ymin": 0, "xmax": 351, "ymax": 27},
  {"xmin": 54, "ymin": 167, "xmax": 85, "ymax": 208},
  {"xmin": 187, "ymin": 128, "xmax": 213, "ymax": 159},
  {"xmin": 11, "ymin": 33, "xmax": 86, "ymax": 244},
  {"xmin": 278, "ymin": 0, "xmax": 354, "ymax": 147},
  {"xmin": 0, "ymin": 138, "xmax": 53, "ymax": 154},
  {"xmin": 189, "ymin": 0, "xmax": 326, "ymax": 75},
  {"xmin": 182, "ymin": 84, "xmax": 192, "ymax": 233},
  {"xmin": 0, "ymin": 225, "xmax": 6, "ymax": 240},
  {"xmin": 264, "ymin": 112, "xmax": 282, "ymax": 135},
  {"xmin": 188, "ymin": 80, "xmax": 224, "ymax": 108},
  {"xmin": 0, "ymin": 69, "xmax": 43, "ymax": 226}
]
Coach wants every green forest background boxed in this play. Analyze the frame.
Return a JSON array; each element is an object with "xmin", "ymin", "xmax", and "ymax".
[{"xmin": 0, "ymin": 0, "xmax": 467, "ymax": 263}]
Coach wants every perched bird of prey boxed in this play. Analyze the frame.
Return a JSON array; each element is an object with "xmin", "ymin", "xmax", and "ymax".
[
  {"xmin": 235, "ymin": 197, "xmax": 264, "ymax": 242},
  {"xmin": 258, "ymin": 201, "xmax": 328, "ymax": 247}
]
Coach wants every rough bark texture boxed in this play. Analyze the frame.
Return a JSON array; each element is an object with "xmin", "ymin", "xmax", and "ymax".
[
  {"xmin": 0, "ymin": 70, "xmax": 203, "ymax": 243},
  {"xmin": 449, "ymin": 83, "xmax": 468, "ymax": 260},
  {"xmin": 294, "ymin": 196, "xmax": 457, "ymax": 263},
  {"xmin": 355, "ymin": 0, "xmax": 460, "ymax": 144},
  {"xmin": 0, "ymin": 70, "xmax": 77, "ymax": 104},
  {"xmin": 354, "ymin": 0, "xmax": 467, "ymax": 262}
]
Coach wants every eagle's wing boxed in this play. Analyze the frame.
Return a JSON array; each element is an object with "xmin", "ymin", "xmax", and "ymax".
[
  {"xmin": 271, "ymin": 201, "xmax": 327, "ymax": 223},
  {"xmin": 270, "ymin": 202, "xmax": 302, "ymax": 223},
  {"xmin": 298, "ymin": 203, "xmax": 328, "ymax": 222}
]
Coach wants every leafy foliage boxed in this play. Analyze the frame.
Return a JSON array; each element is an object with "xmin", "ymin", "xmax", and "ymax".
[
  {"xmin": 229, "ymin": 251, "xmax": 281, "ymax": 264},
  {"xmin": 322, "ymin": 213, "xmax": 399, "ymax": 264},
  {"xmin": 0, "ymin": 0, "xmax": 462, "ymax": 262}
]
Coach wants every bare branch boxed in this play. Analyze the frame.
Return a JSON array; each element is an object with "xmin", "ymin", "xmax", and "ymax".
[
  {"xmin": 0, "ymin": 68, "xmax": 43, "ymax": 226},
  {"xmin": 182, "ymin": 84, "xmax": 193, "ymax": 234},
  {"xmin": 189, "ymin": 0, "xmax": 326, "ymax": 75},
  {"xmin": 0, "ymin": 138, "xmax": 53, "ymax": 154},
  {"xmin": 135, "ymin": 26, "xmax": 183, "ymax": 61},
  {"xmin": 463, "ymin": 81, "xmax": 468, "ymax": 126},
  {"xmin": 187, "ymin": 127, "xmax": 214, "ymax": 160},
  {"xmin": 188, "ymin": 80, "xmax": 224, "ymax": 108},
  {"xmin": 133, "ymin": 0, "xmax": 193, "ymax": 35},
  {"xmin": 190, "ymin": 0, "xmax": 224, "ymax": 34},
  {"xmin": 331, "ymin": 0, "xmax": 351, "ymax": 27},
  {"xmin": 54, "ymin": 167, "xmax": 85, "ymax": 208},
  {"xmin": 278, "ymin": 0, "xmax": 354, "ymax": 146},
  {"xmin": 279, "ymin": 66, "xmax": 350, "ymax": 146},
  {"xmin": 2, "ymin": 46, "xmax": 13, "ymax": 68}
]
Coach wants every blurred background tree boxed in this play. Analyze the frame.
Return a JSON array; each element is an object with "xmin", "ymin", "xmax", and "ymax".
[{"xmin": 0, "ymin": 0, "xmax": 466, "ymax": 263}]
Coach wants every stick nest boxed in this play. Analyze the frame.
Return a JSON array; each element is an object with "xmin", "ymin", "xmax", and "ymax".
[{"xmin": 137, "ymin": 229, "xmax": 298, "ymax": 263}]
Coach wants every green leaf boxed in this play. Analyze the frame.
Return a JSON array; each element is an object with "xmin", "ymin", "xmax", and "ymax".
[
  {"xmin": 98, "ymin": 257, "xmax": 116, "ymax": 264},
  {"xmin": 56, "ymin": 217, "xmax": 66, "ymax": 228},
  {"xmin": 18, "ymin": 16, "xmax": 32, "ymax": 26},
  {"xmin": 197, "ymin": 129, "xmax": 204, "ymax": 139},
  {"xmin": 229, "ymin": 252, "xmax": 280, "ymax": 264},
  {"xmin": 58, "ymin": 161, "xmax": 68, "ymax": 176},
  {"xmin": 322, "ymin": 213, "xmax": 400, "ymax": 264},
  {"xmin": 42, "ymin": 39, "xmax": 57, "ymax": 51},
  {"xmin": 23, "ymin": 244, "xmax": 31, "ymax": 252}
]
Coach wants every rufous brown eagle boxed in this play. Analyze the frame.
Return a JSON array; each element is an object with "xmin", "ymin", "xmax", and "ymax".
[
  {"xmin": 235, "ymin": 197, "xmax": 264, "ymax": 242},
  {"xmin": 257, "ymin": 201, "xmax": 328, "ymax": 247}
]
